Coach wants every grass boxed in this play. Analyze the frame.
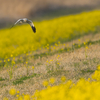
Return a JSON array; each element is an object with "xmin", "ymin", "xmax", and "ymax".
[
  {"xmin": 0, "ymin": 77, "xmax": 5, "ymax": 81},
  {"xmin": 81, "ymin": 68, "xmax": 95, "ymax": 75},
  {"xmin": 82, "ymin": 61, "xmax": 89, "ymax": 65},
  {"xmin": 0, "ymin": 37, "xmax": 100, "ymax": 99},
  {"xmin": 74, "ymin": 62, "xmax": 80, "ymax": 68},
  {"xmin": 1, "ymin": 10, "xmax": 100, "ymax": 100},
  {"xmin": 0, "ymin": 38, "xmax": 99, "ymax": 68},
  {"xmin": 13, "ymin": 73, "xmax": 37, "ymax": 85},
  {"xmin": 0, "ymin": 35, "xmax": 99, "ymax": 72}
]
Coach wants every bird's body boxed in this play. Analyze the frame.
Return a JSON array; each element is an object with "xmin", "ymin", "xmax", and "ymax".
[{"xmin": 11, "ymin": 18, "xmax": 36, "ymax": 33}]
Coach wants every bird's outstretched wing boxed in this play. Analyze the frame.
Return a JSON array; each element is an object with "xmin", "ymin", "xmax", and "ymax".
[
  {"xmin": 27, "ymin": 20, "xmax": 36, "ymax": 33},
  {"xmin": 10, "ymin": 18, "xmax": 36, "ymax": 33},
  {"xmin": 10, "ymin": 19, "xmax": 23, "ymax": 29},
  {"xmin": 31, "ymin": 26, "xmax": 36, "ymax": 33}
]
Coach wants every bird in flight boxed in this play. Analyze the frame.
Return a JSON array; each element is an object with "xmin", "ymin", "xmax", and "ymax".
[{"xmin": 11, "ymin": 18, "xmax": 36, "ymax": 33}]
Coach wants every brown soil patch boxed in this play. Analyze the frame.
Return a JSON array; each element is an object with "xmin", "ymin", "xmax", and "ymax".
[{"xmin": 0, "ymin": 33, "xmax": 100, "ymax": 99}]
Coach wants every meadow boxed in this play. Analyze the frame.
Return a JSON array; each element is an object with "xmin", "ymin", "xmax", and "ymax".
[
  {"xmin": 1, "ymin": 10, "xmax": 100, "ymax": 100},
  {"xmin": 0, "ymin": 10, "xmax": 100, "ymax": 59}
]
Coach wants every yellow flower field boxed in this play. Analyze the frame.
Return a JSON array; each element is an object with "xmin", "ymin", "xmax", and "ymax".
[
  {"xmin": 0, "ymin": 10, "xmax": 100, "ymax": 58},
  {"xmin": 1, "ymin": 9, "xmax": 100, "ymax": 100},
  {"xmin": 5, "ymin": 65, "xmax": 100, "ymax": 100}
]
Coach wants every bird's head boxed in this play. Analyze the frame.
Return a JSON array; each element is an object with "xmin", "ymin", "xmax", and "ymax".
[{"xmin": 23, "ymin": 18, "xmax": 27, "ymax": 22}]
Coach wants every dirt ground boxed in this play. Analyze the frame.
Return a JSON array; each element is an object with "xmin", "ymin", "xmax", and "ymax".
[{"xmin": 0, "ymin": 32, "xmax": 100, "ymax": 99}]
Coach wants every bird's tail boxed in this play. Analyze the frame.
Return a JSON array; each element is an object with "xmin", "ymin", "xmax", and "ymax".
[{"xmin": 31, "ymin": 26, "xmax": 36, "ymax": 33}]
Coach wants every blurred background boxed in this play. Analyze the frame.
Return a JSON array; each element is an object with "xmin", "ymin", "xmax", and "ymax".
[{"xmin": 0, "ymin": 0, "xmax": 100, "ymax": 28}]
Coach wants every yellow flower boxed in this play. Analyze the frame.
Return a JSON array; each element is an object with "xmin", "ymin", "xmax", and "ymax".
[
  {"xmin": 20, "ymin": 57, "xmax": 22, "ymax": 59},
  {"xmin": 78, "ymin": 45, "xmax": 80, "ymax": 47},
  {"xmin": 22, "ymin": 93, "xmax": 25, "ymax": 95},
  {"xmin": 57, "ymin": 62, "xmax": 60, "ymax": 65},
  {"xmin": 43, "ymin": 80, "xmax": 48, "ymax": 87},
  {"xmin": 61, "ymin": 76, "xmax": 66, "ymax": 82},
  {"xmin": 9, "ymin": 88, "xmax": 16, "ymax": 95},
  {"xmin": 26, "ymin": 53, "xmax": 28, "ymax": 56},
  {"xmin": 50, "ymin": 59, "xmax": 53, "ymax": 62},
  {"xmin": 26, "ymin": 62, "xmax": 28, "ymax": 64},
  {"xmin": 32, "ymin": 66, "xmax": 34, "ymax": 70},
  {"xmin": 84, "ymin": 42, "xmax": 86, "ymax": 45},
  {"xmin": 13, "ymin": 57, "xmax": 15, "ymax": 60},
  {"xmin": 86, "ymin": 46, "xmax": 89, "ymax": 49},
  {"xmin": 88, "ymin": 78, "xmax": 91, "ymax": 81},
  {"xmin": 8, "ymin": 59, "xmax": 10, "ymax": 62},
  {"xmin": 49, "ymin": 77, "xmax": 55, "ymax": 84},
  {"xmin": 78, "ymin": 39, "xmax": 80, "ymax": 41},
  {"xmin": 33, "ymin": 90, "xmax": 39, "ymax": 97},
  {"xmin": 24, "ymin": 94, "xmax": 30, "ymax": 100},
  {"xmin": 17, "ymin": 91, "xmax": 20, "ymax": 93},
  {"xmin": 17, "ymin": 96, "xmax": 23, "ymax": 100},
  {"xmin": 46, "ymin": 60, "xmax": 48, "ymax": 63},
  {"xmin": 55, "ymin": 43, "xmax": 58, "ymax": 46},
  {"xmin": 16, "ymin": 94, "xmax": 19, "ymax": 97},
  {"xmin": 11, "ymin": 54, "xmax": 13, "ymax": 57},
  {"xmin": 57, "ymin": 55, "xmax": 60, "ymax": 59},
  {"xmin": 58, "ymin": 41, "xmax": 60, "ymax": 44},
  {"xmin": 97, "ymin": 65, "xmax": 100, "ymax": 70},
  {"xmin": 89, "ymin": 43, "xmax": 91, "ymax": 45},
  {"xmin": 61, "ymin": 48, "xmax": 63, "ymax": 50},
  {"xmin": 47, "ymin": 44, "xmax": 49, "ymax": 46},
  {"xmin": 30, "ymin": 52, "xmax": 32, "ymax": 54},
  {"xmin": 47, "ymin": 47, "xmax": 49, "ymax": 49},
  {"xmin": 53, "ymin": 47, "xmax": 56, "ymax": 49},
  {"xmin": 12, "ymin": 61, "xmax": 15, "ymax": 64}
]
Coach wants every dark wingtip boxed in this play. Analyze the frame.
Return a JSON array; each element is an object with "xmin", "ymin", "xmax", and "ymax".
[{"xmin": 32, "ymin": 26, "xmax": 36, "ymax": 33}]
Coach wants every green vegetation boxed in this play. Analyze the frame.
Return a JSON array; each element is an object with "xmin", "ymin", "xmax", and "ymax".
[
  {"xmin": 0, "ymin": 77, "xmax": 5, "ymax": 81},
  {"xmin": 0, "ymin": 10, "xmax": 100, "ymax": 58},
  {"xmin": 13, "ymin": 73, "xmax": 37, "ymax": 85},
  {"xmin": 1, "ymin": 10, "xmax": 100, "ymax": 100},
  {"xmin": 0, "ymin": 38, "xmax": 100, "ymax": 68}
]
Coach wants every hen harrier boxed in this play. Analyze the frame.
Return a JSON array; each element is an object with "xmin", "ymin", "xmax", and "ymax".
[{"xmin": 11, "ymin": 18, "xmax": 36, "ymax": 33}]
